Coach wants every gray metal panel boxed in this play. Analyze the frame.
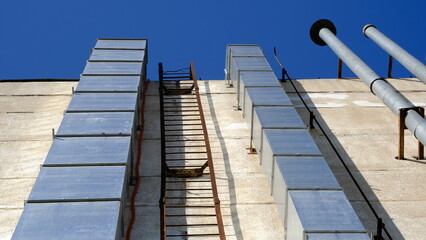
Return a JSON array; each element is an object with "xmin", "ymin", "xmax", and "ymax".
[
  {"xmin": 234, "ymin": 57, "xmax": 272, "ymax": 71},
  {"xmin": 240, "ymin": 71, "xmax": 281, "ymax": 87},
  {"xmin": 244, "ymin": 88, "xmax": 293, "ymax": 128},
  {"xmin": 89, "ymin": 49, "xmax": 145, "ymax": 61},
  {"xmin": 256, "ymin": 107, "xmax": 305, "ymax": 128},
  {"xmin": 67, "ymin": 93, "xmax": 138, "ymax": 112},
  {"xmin": 306, "ymin": 233, "xmax": 371, "ymax": 240},
  {"xmin": 263, "ymin": 129, "xmax": 321, "ymax": 156},
  {"xmin": 272, "ymin": 157, "xmax": 342, "ymax": 227},
  {"xmin": 95, "ymin": 39, "xmax": 147, "ymax": 49},
  {"xmin": 56, "ymin": 112, "xmax": 134, "ymax": 136},
  {"xmin": 252, "ymin": 107, "xmax": 306, "ymax": 154},
  {"xmin": 82, "ymin": 62, "xmax": 143, "ymax": 75},
  {"xmin": 76, "ymin": 76, "xmax": 140, "ymax": 92},
  {"xmin": 260, "ymin": 129, "xmax": 322, "ymax": 187},
  {"xmin": 229, "ymin": 45, "xmax": 264, "ymax": 57},
  {"xmin": 11, "ymin": 201, "xmax": 121, "ymax": 240},
  {"xmin": 274, "ymin": 156, "xmax": 341, "ymax": 190},
  {"xmin": 225, "ymin": 44, "xmax": 263, "ymax": 75},
  {"xmin": 43, "ymin": 137, "xmax": 131, "ymax": 166},
  {"xmin": 231, "ymin": 57, "xmax": 273, "ymax": 89},
  {"xmin": 287, "ymin": 191, "xmax": 366, "ymax": 234},
  {"xmin": 28, "ymin": 166, "xmax": 126, "ymax": 202},
  {"xmin": 238, "ymin": 72, "xmax": 281, "ymax": 108}
]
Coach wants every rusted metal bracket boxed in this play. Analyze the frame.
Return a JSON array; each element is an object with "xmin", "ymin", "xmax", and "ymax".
[
  {"xmin": 396, "ymin": 107, "xmax": 425, "ymax": 160},
  {"xmin": 387, "ymin": 55, "xmax": 393, "ymax": 78},
  {"xmin": 308, "ymin": 111, "xmax": 315, "ymax": 130},
  {"xmin": 337, "ymin": 58, "xmax": 343, "ymax": 79}
]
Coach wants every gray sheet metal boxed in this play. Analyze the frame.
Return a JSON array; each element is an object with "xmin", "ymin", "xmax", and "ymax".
[
  {"xmin": 56, "ymin": 112, "xmax": 134, "ymax": 137},
  {"xmin": 286, "ymin": 191, "xmax": 366, "ymax": 240},
  {"xmin": 76, "ymin": 76, "xmax": 140, "ymax": 92},
  {"xmin": 238, "ymin": 71, "xmax": 281, "ymax": 109},
  {"xmin": 306, "ymin": 233, "xmax": 371, "ymax": 240},
  {"xmin": 244, "ymin": 88, "xmax": 293, "ymax": 128},
  {"xmin": 67, "ymin": 93, "xmax": 138, "ymax": 112},
  {"xmin": 226, "ymin": 45, "xmax": 264, "ymax": 76},
  {"xmin": 11, "ymin": 201, "xmax": 121, "ymax": 240},
  {"xmin": 95, "ymin": 39, "xmax": 147, "ymax": 50},
  {"xmin": 89, "ymin": 49, "xmax": 145, "ymax": 62},
  {"xmin": 272, "ymin": 157, "xmax": 341, "ymax": 227},
  {"xmin": 82, "ymin": 62, "xmax": 143, "ymax": 75},
  {"xmin": 252, "ymin": 107, "xmax": 305, "ymax": 153},
  {"xmin": 260, "ymin": 129, "xmax": 322, "ymax": 186},
  {"xmin": 28, "ymin": 166, "xmax": 126, "ymax": 202},
  {"xmin": 43, "ymin": 137, "xmax": 131, "ymax": 166},
  {"xmin": 230, "ymin": 57, "xmax": 273, "ymax": 90}
]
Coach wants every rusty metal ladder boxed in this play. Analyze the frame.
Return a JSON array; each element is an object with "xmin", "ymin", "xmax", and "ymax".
[{"xmin": 158, "ymin": 62, "xmax": 226, "ymax": 239}]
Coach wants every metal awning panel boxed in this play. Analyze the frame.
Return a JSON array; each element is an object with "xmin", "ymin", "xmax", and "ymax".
[
  {"xmin": 82, "ymin": 62, "xmax": 143, "ymax": 75},
  {"xmin": 252, "ymin": 107, "xmax": 305, "ymax": 153},
  {"xmin": 95, "ymin": 39, "xmax": 147, "ymax": 50},
  {"xmin": 286, "ymin": 191, "xmax": 367, "ymax": 240},
  {"xmin": 11, "ymin": 201, "xmax": 121, "ymax": 240},
  {"xmin": 56, "ymin": 112, "xmax": 135, "ymax": 137},
  {"xmin": 27, "ymin": 166, "xmax": 126, "ymax": 202},
  {"xmin": 238, "ymin": 71, "xmax": 281, "ymax": 109},
  {"xmin": 43, "ymin": 137, "xmax": 131, "ymax": 166},
  {"xmin": 67, "ymin": 93, "xmax": 138, "ymax": 112},
  {"xmin": 260, "ymin": 129, "xmax": 322, "ymax": 186},
  {"xmin": 89, "ymin": 49, "xmax": 145, "ymax": 61},
  {"xmin": 76, "ymin": 76, "xmax": 140, "ymax": 92},
  {"xmin": 272, "ymin": 157, "xmax": 341, "ymax": 227}
]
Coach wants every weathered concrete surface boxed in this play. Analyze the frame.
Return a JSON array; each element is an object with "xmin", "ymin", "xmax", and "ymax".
[
  {"xmin": 283, "ymin": 77, "xmax": 426, "ymax": 240},
  {"xmin": 126, "ymin": 80, "xmax": 284, "ymax": 239},
  {"xmin": 0, "ymin": 81, "xmax": 76, "ymax": 240}
]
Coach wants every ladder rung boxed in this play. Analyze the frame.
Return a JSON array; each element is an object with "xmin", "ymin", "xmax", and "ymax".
[
  {"xmin": 165, "ymin": 158, "xmax": 207, "ymax": 161},
  {"xmin": 163, "ymin": 110, "xmax": 199, "ymax": 112},
  {"xmin": 165, "ymin": 145, "xmax": 206, "ymax": 148},
  {"xmin": 165, "ymin": 134, "xmax": 205, "ymax": 137},
  {"xmin": 165, "ymin": 205, "xmax": 215, "ymax": 208},
  {"xmin": 166, "ymin": 151, "xmax": 206, "ymax": 154},
  {"xmin": 166, "ymin": 214, "xmax": 217, "ymax": 217},
  {"xmin": 166, "ymin": 180, "xmax": 211, "ymax": 183},
  {"xmin": 167, "ymin": 233, "xmax": 220, "ymax": 237},
  {"xmin": 164, "ymin": 139, "xmax": 205, "ymax": 142},
  {"xmin": 166, "ymin": 196, "xmax": 213, "ymax": 199},
  {"xmin": 164, "ymin": 123, "xmax": 202, "ymax": 126},
  {"xmin": 166, "ymin": 188, "xmax": 212, "ymax": 191},
  {"xmin": 167, "ymin": 223, "xmax": 218, "ymax": 227},
  {"xmin": 164, "ymin": 128, "xmax": 203, "ymax": 131},
  {"xmin": 164, "ymin": 119, "xmax": 201, "ymax": 122},
  {"xmin": 164, "ymin": 114, "xmax": 201, "ymax": 117}
]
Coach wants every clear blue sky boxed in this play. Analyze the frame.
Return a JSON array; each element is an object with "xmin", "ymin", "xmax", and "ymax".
[{"xmin": 1, "ymin": 0, "xmax": 425, "ymax": 80}]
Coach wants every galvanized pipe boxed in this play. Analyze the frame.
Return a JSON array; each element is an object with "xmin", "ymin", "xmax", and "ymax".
[
  {"xmin": 363, "ymin": 24, "xmax": 426, "ymax": 84},
  {"xmin": 310, "ymin": 19, "xmax": 426, "ymax": 145}
]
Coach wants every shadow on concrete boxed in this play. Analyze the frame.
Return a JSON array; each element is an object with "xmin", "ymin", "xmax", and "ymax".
[
  {"xmin": 283, "ymin": 79, "xmax": 404, "ymax": 240},
  {"xmin": 205, "ymin": 81, "xmax": 243, "ymax": 240}
]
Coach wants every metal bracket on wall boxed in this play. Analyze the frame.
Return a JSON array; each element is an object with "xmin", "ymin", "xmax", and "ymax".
[{"xmin": 397, "ymin": 107, "xmax": 425, "ymax": 160}]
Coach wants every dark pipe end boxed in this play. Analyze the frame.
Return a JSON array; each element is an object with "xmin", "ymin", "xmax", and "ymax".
[
  {"xmin": 363, "ymin": 24, "xmax": 376, "ymax": 37},
  {"xmin": 310, "ymin": 19, "xmax": 336, "ymax": 46}
]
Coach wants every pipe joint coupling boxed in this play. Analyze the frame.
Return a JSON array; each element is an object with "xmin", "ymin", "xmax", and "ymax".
[{"xmin": 369, "ymin": 77, "xmax": 388, "ymax": 95}]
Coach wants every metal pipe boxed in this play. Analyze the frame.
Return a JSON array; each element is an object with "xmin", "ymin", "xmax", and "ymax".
[
  {"xmin": 363, "ymin": 24, "xmax": 426, "ymax": 84},
  {"xmin": 310, "ymin": 19, "xmax": 426, "ymax": 146}
]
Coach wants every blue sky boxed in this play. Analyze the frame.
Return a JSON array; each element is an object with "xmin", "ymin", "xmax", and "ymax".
[{"xmin": 1, "ymin": 0, "xmax": 425, "ymax": 80}]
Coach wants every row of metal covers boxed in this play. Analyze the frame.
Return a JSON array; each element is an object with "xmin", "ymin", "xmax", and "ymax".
[
  {"xmin": 226, "ymin": 45, "xmax": 370, "ymax": 240},
  {"xmin": 12, "ymin": 39, "xmax": 148, "ymax": 240}
]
